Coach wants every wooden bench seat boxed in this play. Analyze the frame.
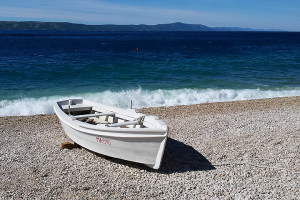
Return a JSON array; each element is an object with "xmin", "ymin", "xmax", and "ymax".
[
  {"xmin": 106, "ymin": 121, "xmax": 139, "ymax": 127},
  {"xmin": 61, "ymin": 104, "xmax": 92, "ymax": 112},
  {"xmin": 71, "ymin": 112, "xmax": 115, "ymax": 120}
]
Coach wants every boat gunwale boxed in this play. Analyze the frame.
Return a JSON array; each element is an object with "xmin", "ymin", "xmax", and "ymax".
[{"xmin": 53, "ymin": 101, "xmax": 168, "ymax": 138}]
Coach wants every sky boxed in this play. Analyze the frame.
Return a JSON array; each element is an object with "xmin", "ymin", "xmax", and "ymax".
[{"xmin": 1, "ymin": 0, "xmax": 300, "ymax": 31}]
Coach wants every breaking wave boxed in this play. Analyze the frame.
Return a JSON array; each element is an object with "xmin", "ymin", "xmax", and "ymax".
[{"xmin": 1, "ymin": 87, "xmax": 300, "ymax": 117}]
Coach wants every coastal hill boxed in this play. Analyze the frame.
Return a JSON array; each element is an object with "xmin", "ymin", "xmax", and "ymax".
[{"xmin": 0, "ymin": 21, "xmax": 280, "ymax": 31}]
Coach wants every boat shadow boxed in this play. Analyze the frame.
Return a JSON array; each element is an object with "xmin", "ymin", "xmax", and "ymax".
[
  {"xmin": 93, "ymin": 137, "xmax": 215, "ymax": 174},
  {"xmin": 155, "ymin": 137, "xmax": 216, "ymax": 174}
]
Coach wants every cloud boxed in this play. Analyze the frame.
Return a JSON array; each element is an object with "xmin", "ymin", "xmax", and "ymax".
[
  {"xmin": 0, "ymin": 0, "xmax": 231, "ymax": 25},
  {"xmin": 0, "ymin": 0, "xmax": 298, "ymax": 30}
]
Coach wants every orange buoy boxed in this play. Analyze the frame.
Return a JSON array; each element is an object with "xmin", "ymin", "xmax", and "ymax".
[{"xmin": 136, "ymin": 48, "xmax": 139, "ymax": 52}]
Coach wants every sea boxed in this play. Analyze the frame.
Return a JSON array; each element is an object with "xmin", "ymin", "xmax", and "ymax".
[{"xmin": 0, "ymin": 31, "xmax": 300, "ymax": 117}]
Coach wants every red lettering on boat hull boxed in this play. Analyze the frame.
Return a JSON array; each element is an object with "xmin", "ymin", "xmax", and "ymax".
[{"xmin": 96, "ymin": 137, "xmax": 111, "ymax": 145}]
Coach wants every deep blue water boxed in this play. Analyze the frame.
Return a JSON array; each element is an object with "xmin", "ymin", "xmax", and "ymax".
[{"xmin": 0, "ymin": 31, "xmax": 300, "ymax": 116}]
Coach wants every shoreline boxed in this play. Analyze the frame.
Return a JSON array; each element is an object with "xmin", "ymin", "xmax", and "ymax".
[
  {"xmin": 140, "ymin": 95, "xmax": 300, "ymax": 116},
  {"xmin": 1, "ymin": 95, "xmax": 300, "ymax": 118},
  {"xmin": 1, "ymin": 96, "xmax": 299, "ymax": 199}
]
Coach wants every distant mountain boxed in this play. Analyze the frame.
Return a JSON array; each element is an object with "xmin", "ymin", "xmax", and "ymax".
[
  {"xmin": 212, "ymin": 26, "xmax": 283, "ymax": 32},
  {"xmin": 0, "ymin": 21, "xmax": 283, "ymax": 32}
]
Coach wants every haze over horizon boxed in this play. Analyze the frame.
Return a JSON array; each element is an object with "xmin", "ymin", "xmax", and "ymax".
[{"xmin": 1, "ymin": 0, "xmax": 300, "ymax": 31}]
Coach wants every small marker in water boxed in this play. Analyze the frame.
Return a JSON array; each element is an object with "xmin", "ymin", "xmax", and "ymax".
[{"xmin": 136, "ymin": 48, "xmax": 139, "ymax": 52}]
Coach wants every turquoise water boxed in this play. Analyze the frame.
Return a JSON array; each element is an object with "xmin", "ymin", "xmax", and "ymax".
[{"xmin": 0, "ymin": 31, "xmax": 300, "ymax": 116}]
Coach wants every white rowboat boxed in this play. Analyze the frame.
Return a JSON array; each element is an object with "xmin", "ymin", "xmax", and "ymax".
[{"xmin": 54, "ymin": 99, "xmax": 168, "ymax": 169}]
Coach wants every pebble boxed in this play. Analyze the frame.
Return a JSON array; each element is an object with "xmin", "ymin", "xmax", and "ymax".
[{"xmin": 1, "ymin": 97, "xmax": 300, "ymax": 199}]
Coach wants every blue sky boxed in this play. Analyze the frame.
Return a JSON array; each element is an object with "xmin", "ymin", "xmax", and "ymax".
[{"xmin": 1, "ymin": 0, "xmax": 299, "ymax": 31}]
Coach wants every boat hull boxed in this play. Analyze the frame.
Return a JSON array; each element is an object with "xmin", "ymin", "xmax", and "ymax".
[{"xmin": 54, "ymin": 99, "xmax": 168, "ymax": 169}]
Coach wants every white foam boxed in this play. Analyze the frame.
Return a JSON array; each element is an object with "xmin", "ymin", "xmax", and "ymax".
[{"xmin": 1, "ymin": 87, "xmax": 300, "ymax": 117}]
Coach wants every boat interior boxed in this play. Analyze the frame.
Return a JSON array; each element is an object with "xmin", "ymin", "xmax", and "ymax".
[{"xmin": 60, "ymin": 101, "xmax": 146, "ymax": 128}]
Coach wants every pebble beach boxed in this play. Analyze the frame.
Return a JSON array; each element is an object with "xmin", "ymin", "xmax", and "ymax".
[{"xmin": 1, "ymin": 96, "xmax": 300, "ymax": 199}]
